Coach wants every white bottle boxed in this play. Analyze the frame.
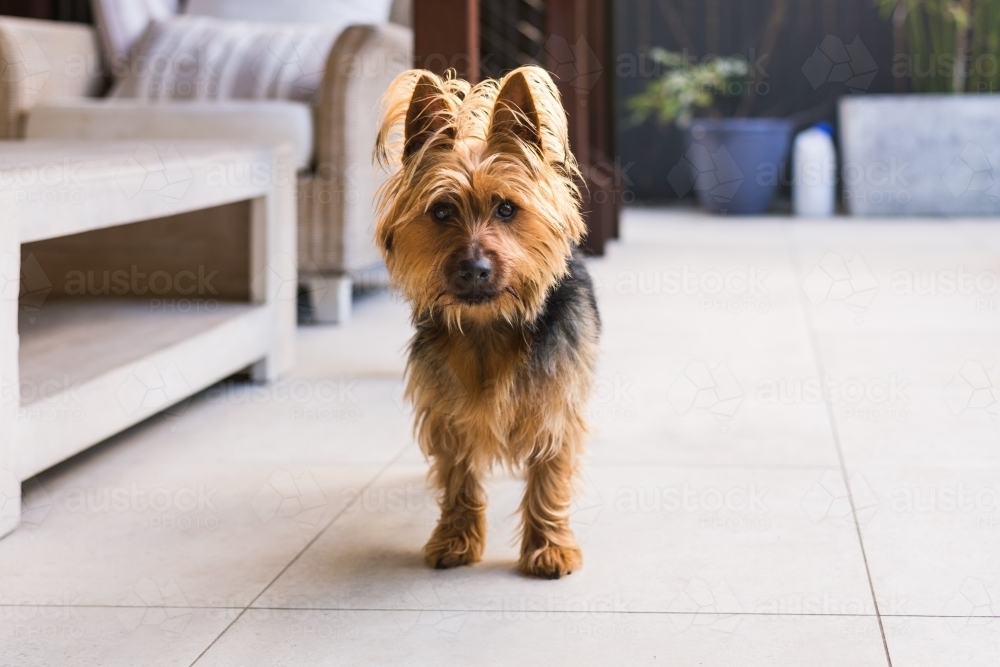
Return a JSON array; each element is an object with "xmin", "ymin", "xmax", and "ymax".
[{"xmin": 792, "ymin": 123, "xmax": 837, "ymax": 217}]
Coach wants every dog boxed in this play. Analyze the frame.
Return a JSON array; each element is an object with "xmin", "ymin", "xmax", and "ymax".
[{"xmin": 373, "ymin": 65, "xmax": 599, "ymax": 579}]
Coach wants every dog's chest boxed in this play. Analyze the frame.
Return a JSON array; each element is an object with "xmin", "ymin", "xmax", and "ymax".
[{"xmin": 440, "ymin": 331, "xmax": 528, "ymax": 404}]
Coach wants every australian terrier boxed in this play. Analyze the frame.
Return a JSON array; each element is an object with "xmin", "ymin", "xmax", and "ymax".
[{"xmin": 373, "ymin": 65, "xmax": 599, "ymax": 579}]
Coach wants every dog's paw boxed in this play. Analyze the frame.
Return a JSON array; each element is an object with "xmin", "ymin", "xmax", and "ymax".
[
  {"xmin": 423, "ymin": 536, "xmax": 482, "ymax": 569},
  {"xmin": 519, "ymin": 544, "xmax": 582, "ymax": 579},
  {"xmin": 423, "ymin": 518, "xmax": 485, "ymax": 569}
]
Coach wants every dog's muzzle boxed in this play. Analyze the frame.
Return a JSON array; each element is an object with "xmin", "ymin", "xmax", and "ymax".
[{"xmin": 450, "ymin": 251, "xmax": 497, "ymax": 303}]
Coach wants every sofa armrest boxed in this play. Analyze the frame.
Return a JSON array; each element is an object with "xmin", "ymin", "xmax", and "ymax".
[
  {"xmin": 304, "ymin": 22, "xmax": 412, "ymax": 274},
  {"xmin": 0, "ymin": 17, "xmax": 104, "ymax": 139}
]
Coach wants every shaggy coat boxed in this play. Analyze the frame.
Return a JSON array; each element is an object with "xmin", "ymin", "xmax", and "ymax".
[{"xmin": 374, "ymin": 66, "xmax": 599, "ymax": 578}]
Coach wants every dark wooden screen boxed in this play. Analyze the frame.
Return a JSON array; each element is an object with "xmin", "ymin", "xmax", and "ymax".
[
  {"xmin": 480, "ymin": 0, "xmax": 546, "ymax": 79},
  {"xmin": 0, "ymin": 0, "xmax": 90, "ymax": 21}
]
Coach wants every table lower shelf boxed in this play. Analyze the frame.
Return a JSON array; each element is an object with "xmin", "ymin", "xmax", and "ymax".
[{"xmin": 16, "ymin": 299, "xmax": 274, "ymax": 480}]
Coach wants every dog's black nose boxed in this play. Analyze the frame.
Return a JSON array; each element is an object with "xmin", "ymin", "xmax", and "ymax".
[{"xmin": 456, "ymin": 256, "xmax": 492, "ymax": 287}]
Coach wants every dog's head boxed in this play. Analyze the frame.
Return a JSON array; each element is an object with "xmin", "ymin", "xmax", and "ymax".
[{"xmin": 374, "ymin": 66, "xmax": 585, "ymax": 329}]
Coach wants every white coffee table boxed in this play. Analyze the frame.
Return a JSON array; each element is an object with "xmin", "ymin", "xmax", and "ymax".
[{"xmin": 0, "ymin": 141, "xmax": 297, "ymax": 537}]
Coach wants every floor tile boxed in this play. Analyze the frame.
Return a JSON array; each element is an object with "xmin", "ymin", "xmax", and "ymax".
[
  {"xmin": 0, "ymin": 606, "xmax": 229, "ymax": 667},
  {"xmin": 790, "ymin": 223, "xmax": 1000, "ymax": 334},
  {"xmin": 194, "ymin": 610, "xmax": 889, "ymax": 667},
  {"xmin": 0, "ymin": 423, "xmax": 391, "ymax": 607},
  {"xmin": 850, "ymin": 467, "xmax": 1000, "ymax": 617},
  {"xmin": 293, "ymin": 292, "xmax": 412, "ymax": 378},
  {"xmin": 253, "ymin": 463, "xmax": 874, "ymax": 617},
  {"xmin": 883, "ymin": 616, "xmax": 1000, "ymax": 667},
  {"xmin": 815, "ymin": 331, "xmax": 1000, "ymax": 468}
]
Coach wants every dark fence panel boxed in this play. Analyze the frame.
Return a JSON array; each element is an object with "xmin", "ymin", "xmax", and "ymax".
[
  {"xmin": 480, "ymin": 0, "xmax": 547, "ymax": 79},
  {"xmin": 0, "ymin": 0, "xmax": 90, "ymax": 22},
  {"xmin": 615, "ymin": 0, "xmax": 896, "ymax": 201}
]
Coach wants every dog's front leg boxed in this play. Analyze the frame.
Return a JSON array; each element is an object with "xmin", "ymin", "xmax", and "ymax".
[
  {"xmin": 423, "ymin": 450, "xmax": 487, "ymax": 569},
  {"xmin": 519, "ymin": 443, "xmax": 582, "ymax": 579}
]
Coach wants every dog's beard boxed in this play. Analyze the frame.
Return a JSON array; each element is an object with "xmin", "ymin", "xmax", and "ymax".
[{"xmin": 419, "ymin": 285, "xmax": 528, "ymax": 332}]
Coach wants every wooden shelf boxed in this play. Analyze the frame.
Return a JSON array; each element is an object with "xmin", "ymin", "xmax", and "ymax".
[
  {"xmin": 15, "ymin": 298, "xmax": 276, "ymax": 481},
  {"xmin": 20, "ymin": 300, "xmax": 256, "ymax": 400},
  {"xmin": 0, "ymin": 140, "xmax": 296, "ymax": 539}
]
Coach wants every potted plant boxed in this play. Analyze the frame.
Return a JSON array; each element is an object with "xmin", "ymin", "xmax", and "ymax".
[
  {"xmin": 628, "ymin": 48, "xmax": 793, "ymax": 215},
  {"xmin": 839, "ymin": 0, "xmax": 1000, "ymax": 216}
]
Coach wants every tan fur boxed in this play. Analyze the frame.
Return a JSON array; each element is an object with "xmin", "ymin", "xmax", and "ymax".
[{"xmin": 374, "ymin": 66, "xmax": 598, "ymax": 578}]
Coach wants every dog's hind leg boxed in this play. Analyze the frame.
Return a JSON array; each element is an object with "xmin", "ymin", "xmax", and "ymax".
[
  {"xmin": 423, "ymin": 450, "xmax": 487, "ymax": 569},
  {"xmin": 518, "ymin": 439, "xmax": 583, "ymax": 579}
]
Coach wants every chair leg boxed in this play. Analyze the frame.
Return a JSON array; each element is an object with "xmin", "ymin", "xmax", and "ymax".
[{"xmin": 301, "ymin": 273, "xmax": 352, "ymax": 324}]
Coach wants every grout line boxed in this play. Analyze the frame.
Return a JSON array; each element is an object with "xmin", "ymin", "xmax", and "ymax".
[
  {"xmin": 186, "ymin": 444, "xmax": 412, "ymax": 667},
  {"xmin": 579, "ymin": 461, "xmax": 843, "ymax": 470},
  {"xmin": 0, "ymin": 601, "xmax": 992, "ymax": 620},
  {"xmin": 783, "ymin": 224, "xmax": 893, "ymax": 667}
]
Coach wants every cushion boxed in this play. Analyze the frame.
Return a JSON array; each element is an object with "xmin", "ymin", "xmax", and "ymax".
[
  {"xmin": 25, "ymin": 99, "xmax": 315, "ymax": 169},
  {"xmin": 109, "ymin": 15, "xmax": 341, "ymax": 104},
  {"xmin": 184, "ymin": 0, "xmax": 393, "ymax": 26},
  {"xmin": 90, "ymin": 0, "xmax": 178, "ymax": 69},
  {"xmin": 388, "ymin": 0, "xmax": 411, "ymax": 27}
]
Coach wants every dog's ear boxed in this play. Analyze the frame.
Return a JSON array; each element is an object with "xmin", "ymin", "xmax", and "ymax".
[
  {"xmin": 489, "ymin": 66, "xmax": 573, "ymax": 170},
  {"xmin": 404, "ymin": 74, "xmax": 454, "ymax": 160},
  {"xmin": 490, "ymin": 71, "xmax": 541, "ymax": 147},
  {"xmin": 375, "ymin": 70, "xmax": 459, "ymax": 170}
]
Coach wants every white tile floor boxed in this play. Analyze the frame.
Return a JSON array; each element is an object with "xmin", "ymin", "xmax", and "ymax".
[{"xmin": 3, "ymin": 208, "xmax": 999, "ymax": 666}]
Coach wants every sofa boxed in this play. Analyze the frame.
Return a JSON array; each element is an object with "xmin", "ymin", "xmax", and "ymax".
[{"xmin": 0, "ymin": 0, "xmax": 412, "ymax": 322}]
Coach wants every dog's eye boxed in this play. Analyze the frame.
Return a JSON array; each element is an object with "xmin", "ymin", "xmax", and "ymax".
[
  {"xmin": 431, "ymin": 203, "xmax": 454, "ymax": 223},
  {"xmin": 495, "ymin": 200, "xmax": 516, "ymax": 222}
]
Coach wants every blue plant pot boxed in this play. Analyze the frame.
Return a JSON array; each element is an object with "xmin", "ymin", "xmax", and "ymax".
[{"xmin": 674, "ymin": 118, "xmax": 794, "ymax": 215}]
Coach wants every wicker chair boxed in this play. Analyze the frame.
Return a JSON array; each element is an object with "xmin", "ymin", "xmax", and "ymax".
[{"xmin": 0, "ymin": 8, "xmax": 411, "ymax": 322}]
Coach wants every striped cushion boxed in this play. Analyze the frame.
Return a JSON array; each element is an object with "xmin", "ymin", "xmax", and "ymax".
[
  {"xmin": 91, "ymin": 0, "xmax": 178, "ymax": 69},
  {"xmin": 110, "ymin": 16, "xmax": 341, "ymax": 103}
]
